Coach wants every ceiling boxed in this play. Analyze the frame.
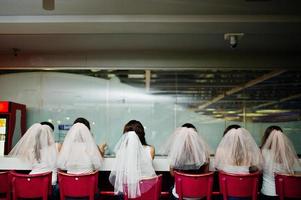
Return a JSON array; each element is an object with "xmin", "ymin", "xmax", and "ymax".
[{"xmin": 0, "ymin": 0, "xmax": 301, "ymax": 57}]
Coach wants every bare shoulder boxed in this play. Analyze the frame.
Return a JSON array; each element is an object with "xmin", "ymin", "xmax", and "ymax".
[{"xmin": 149, "ymin": 145, "xmax": 155, "ymax": 160}]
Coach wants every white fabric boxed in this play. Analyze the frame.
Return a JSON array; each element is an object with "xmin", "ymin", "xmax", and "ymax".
[
  {"xmin": 261, "ymin": 130, "xmax": 301, "ymax": 196},
  {"xmin": 30, "ymin": 144, "xmax": 58, "ymax": 185},
  {"xmin": 9, "ymin": 123, "xmax": 42, "ymax": 162},
  {"xmin": 57, "ymin": 123, "xmax": 103, "ymax": 174},
  {"xmin": 220, "ymin": 165, "xmax": 250, "ymax": 174},
  {"xmin": 109, "ymin": 131, "xmax": 156, "ymax": 199},
  {"xmin": 261, "ymin": 149, "xmax": 286, "ymax": 196},
  {"xmin": 143, "ymin": 146, "xmax": 152, "ymax": 160},
  {"xmin": 142, "ymin": 146, "xmax": 155, "ymax": 176},
  {"xmin": 9, "ymin": 124, "xmax": 58, "ymax": 185},
  {"xmin": 214, "ymin": 128, "xmax": 262, "ymax": 171},
  {"xmin": 163, "ymin": 127, "xmax": 210, "ymax": 170},
  {"xmin": 163, "ymin": 127, "xmax": 210, "ymax": 200}
]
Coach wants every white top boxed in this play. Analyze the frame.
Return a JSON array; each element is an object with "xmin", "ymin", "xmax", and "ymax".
[
  {"xmin": 261, "ymin": 149, "xmax": 286, "ymax": 196},
  {"xmin": 65, "ymin": 143, "xmax": 96, "ymax": 174},
  {"xmin": 221, "ymin": 165, "xmax": 250, "ymax": 174},
  {"xmin": 30, "ymin": 162, "xmax": 57, "ymax": 185},
  {"xmin": 30, "ymin": 146, "xmax": 58, "ymax": 185},
  {"xmin": 142, "ymin": 145, "xmax": 154, "ymax": 177}
]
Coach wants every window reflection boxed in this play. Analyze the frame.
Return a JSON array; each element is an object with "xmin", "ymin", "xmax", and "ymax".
[{"xmin": 0, "ymin": 70, "xmax": 300, "ymax": 155}]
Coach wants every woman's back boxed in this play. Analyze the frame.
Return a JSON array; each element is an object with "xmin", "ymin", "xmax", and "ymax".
[
  {"xmin": 141, "ymin": 145, "xmax": 155, "ymax": 178},
  {"xmin": 109, "ymin": 131, "xmax": 156, "ymax": 198},
  {"xmin": 214, "ymin": 127, "xmax": 262, "ymax": 173},
  {"xmin": 261, "ymin": 129, "xmax": 301, "ymax": 196},
  {"xmin": 57, "ymin": 122, "xmax": 103, "ymax": 174},
  {"xmin": 9, "ymin": 123, "xmax": 58, "ymax": 185},
  {"xmin": 163, "ymin": 125, "xmax": 210, "ymax": 200},
  {"xmin": 30, "ymin": 144, "xmax": 58, "ymax": 185}
]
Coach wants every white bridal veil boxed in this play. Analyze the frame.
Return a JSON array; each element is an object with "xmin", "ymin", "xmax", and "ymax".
[
  {"xmin": 262, "ymin": 130, "xmax": 301, "ymax": 174},
  {"xmin": 57, "ymin": 123, "xmax": 103, "ymax": 172},
  {"xmin": 214, "ymin": 128, "xmax": 262, "ymax": 170},
  {"xmin": 163, "ymin": 127, "xmax": 210, "ymax": 170},
  {"xmin": 109, "ymin": 131, "xmax": 156, "ymax": 198},
  {"xmin": 9, "ymin": 123, "xmax": 57, "ymax": 167}
]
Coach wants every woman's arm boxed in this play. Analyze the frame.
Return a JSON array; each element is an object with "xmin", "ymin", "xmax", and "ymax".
[
  {"xmin": 98, "ymin": 143, "xmax": 107, "ymax": 157},
  {"xmin": 56, "ymin": 143, "xmax": 62, "ymax": 152},
  {"xmin": 202, "ymin": 162, "xmax": 210, "ymax": 173}
]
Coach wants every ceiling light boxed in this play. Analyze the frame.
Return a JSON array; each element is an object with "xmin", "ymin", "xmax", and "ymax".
[
  {"xmin": 226, "ymin": 110, "xmax": 237, "ymax": 114},
  {"xmin": 128, "ymin": 74, "xmax": 145, "ymax": 78},
  {"xmin": 90, "ymin": 69, "xmax": 101, "ymax": 72},
  {"xmin": 238, "ymin": 113, "xmax": 267, "ymax": 117},
  {"xmin": 256, "ymin": 109, "xmax": 292, "ymax": 114},
  {"xmin": 225, "ymin": 116, "xmax": 240, "ymax": 121}
]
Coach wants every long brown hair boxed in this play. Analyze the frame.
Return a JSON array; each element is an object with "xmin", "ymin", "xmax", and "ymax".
[
  {"xmin": 260, "ymin": 125, "xmax": 283, "ymax": 149},
  {"xmin": 123, "ymin": 120, "xmax": 147, "ymax": 145}
]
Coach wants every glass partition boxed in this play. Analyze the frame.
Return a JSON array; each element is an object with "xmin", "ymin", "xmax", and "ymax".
[{"xmin": 0, "ymin": 70, "xmax": 300, "ymax": 155}]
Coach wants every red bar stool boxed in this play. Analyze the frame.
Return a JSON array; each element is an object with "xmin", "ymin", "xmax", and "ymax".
[
  {"xmin": 174, "ymin": 171, "xmax": 214, "ymax": 200},
  {"xmin": 58, "ymin": 171, "xmax": 99, "ymax": 200},
  {"xmin": 10, "ymin": 171, "xmax": 52, "ymax": 200},
  {"xmin": 219, "ymin": 171, "xmax": 261, "ymax": 200},
  {"xmin": 124, "ymin": 174, "xmax": 162, "ymax": 200},
  {"xmin": 275, "ymin": 172, "xmax": 301, "ymax": 200},
  {"xmin": 0, "ymin": 171, "xmax": 11, "ymax": 200}
]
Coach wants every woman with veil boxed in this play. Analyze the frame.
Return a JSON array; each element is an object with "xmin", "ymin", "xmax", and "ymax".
[
  {"xmin": 109, "ymin": 120, "xmax": 156, "ymax": 199},
  {"xmin": 57, "ymin": 118, "xmax": 103, "ymax": 174},
  {"xmin": 260, "ymin": 126, "xmax": 301, "ymax": 200},
  {"xmin": 214, "ymin": 125, "xmax": 262, "ymax": 174},
  {"xmin": 8, "ymin": 122, "xmax": 58, "ymax": 185},
  {"xmin": 163, "ymin": 123, "xmax": 210, "ymax": 200}
]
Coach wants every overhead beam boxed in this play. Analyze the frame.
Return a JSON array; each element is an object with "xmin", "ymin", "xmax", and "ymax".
[
  {"xmin": 253, "ymin": 92, "xmax": 301, "ymax": 110},
  {"xmin": 0, "ymin": 52, "xmax": 299, "ymax": 69},
  {"xmin": 197, "ymin": 70, "xmax": 286, "ymax": 110},
  {"xmin": 0, "ymin": 15, "xmax": 301, "ymax": 34}
]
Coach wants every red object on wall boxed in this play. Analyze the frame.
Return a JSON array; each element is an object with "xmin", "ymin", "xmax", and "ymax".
[
  {"xmin": 0, "ymin": 101, "xmax": 26, "ymax": 155},
  {"xmin": 0, "ymin": 102, "xmax": 9, "ymax": 112}
]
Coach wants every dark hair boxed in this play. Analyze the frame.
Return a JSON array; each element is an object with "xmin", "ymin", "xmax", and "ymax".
[
  {"xmin": 123, "ymin": 120, "xmax": 147, "ymax": 145},
  {"xmin": 181, "ymin": 123, "xmax": 197, "ymax": 131},
  {"xmin": 223, "ymin": 124, "xmax": 241, "ymax": 136},
  {"xmin": 260, "ymin": 125, "xmax": 283, "ymax": 148},
  {"xmin": 73, "ymin": 117, "xmax": 90, "ymax": 130},
  {"xmin": 40, "ymin": 121, "xmax": 54, "ymax": 131}
]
